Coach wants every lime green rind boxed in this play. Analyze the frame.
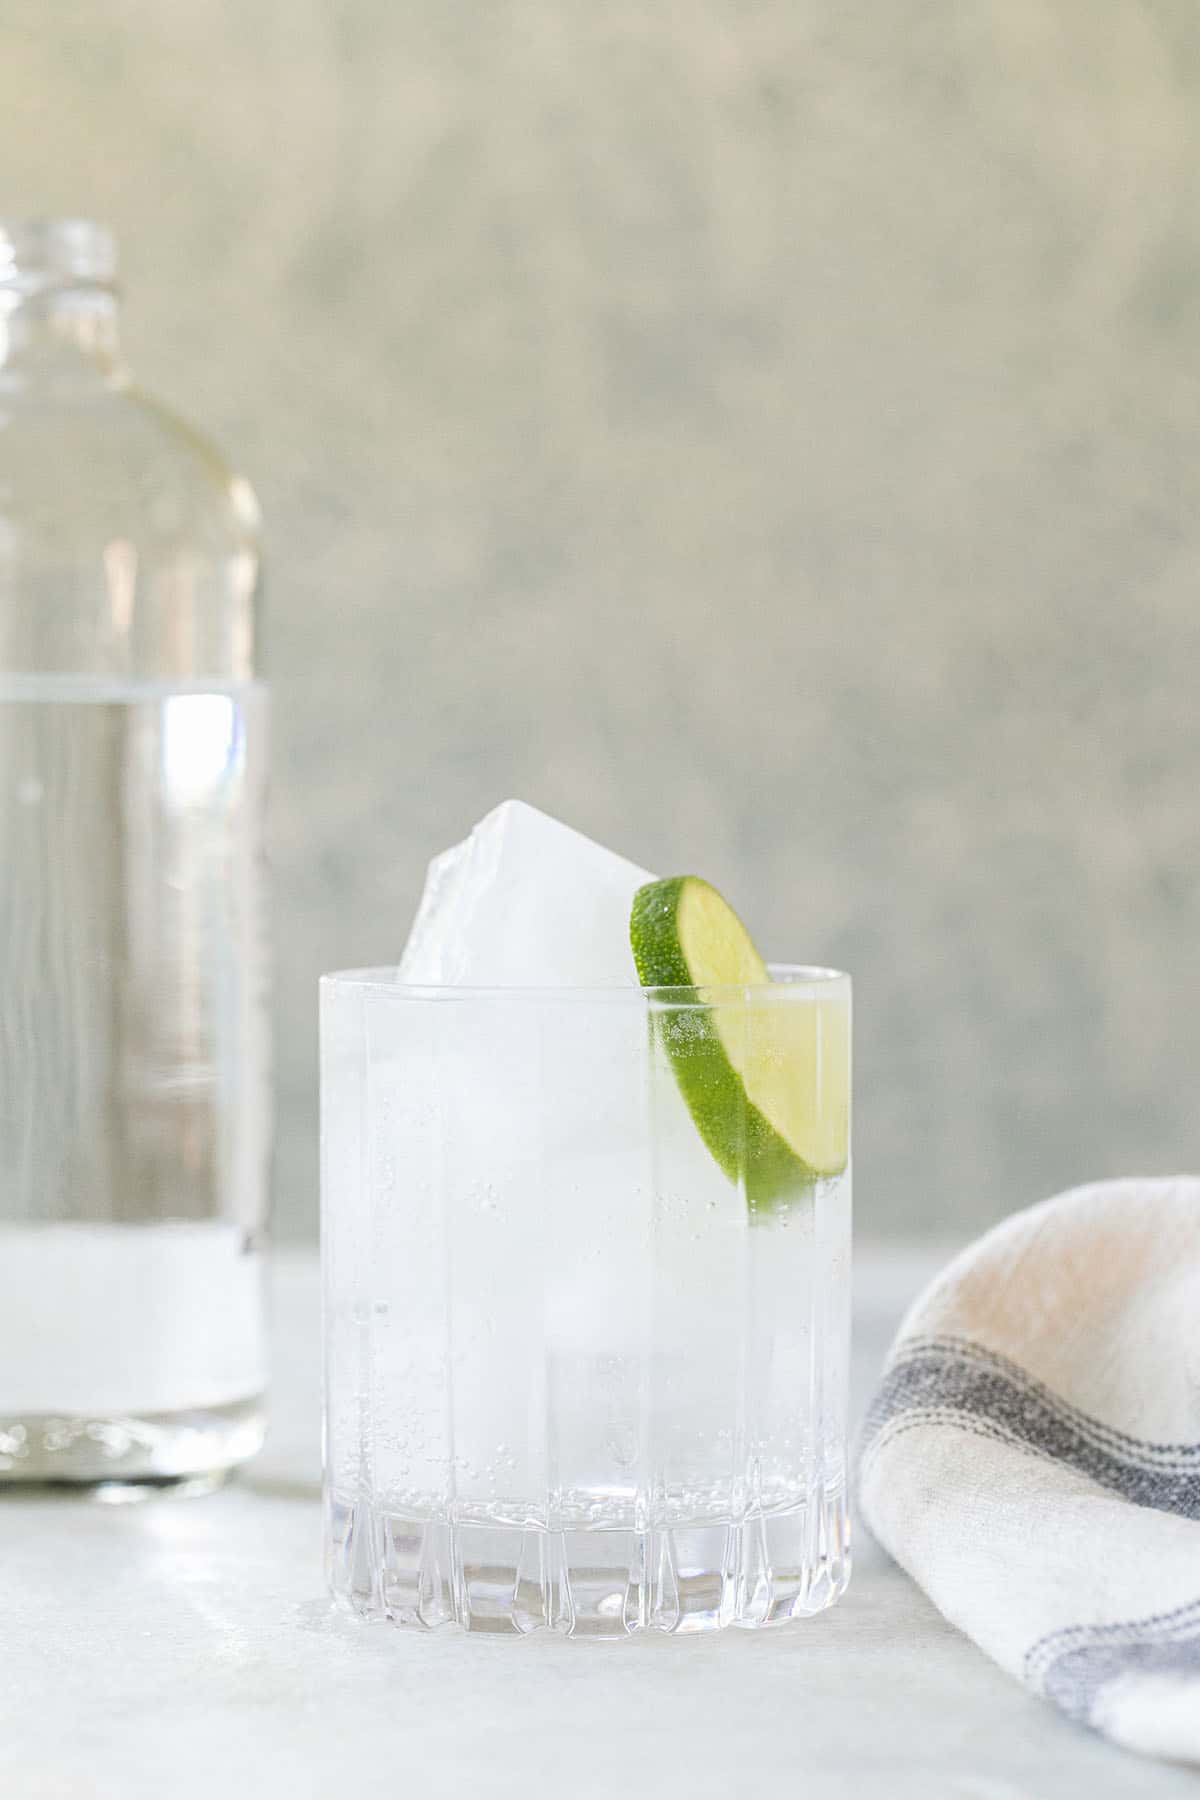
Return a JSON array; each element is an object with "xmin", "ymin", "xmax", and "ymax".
[
  {"xmin": 630, "ymin": 878, "xmax": 820, "ymax": 1212},
  {"xmin": 629, "ymin": 877, "xmax": 695, "ymax": 991}
]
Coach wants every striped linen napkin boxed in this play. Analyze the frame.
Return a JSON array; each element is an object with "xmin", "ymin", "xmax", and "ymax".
[{"xmin": 858, "ymin": 1177, "xmax": 1200, "ymax": 1764}]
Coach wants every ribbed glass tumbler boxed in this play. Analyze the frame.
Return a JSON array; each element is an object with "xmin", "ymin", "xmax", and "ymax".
[{"xmin": 321, "ymin": 968, "xmax": 851, "ymax": 1637}]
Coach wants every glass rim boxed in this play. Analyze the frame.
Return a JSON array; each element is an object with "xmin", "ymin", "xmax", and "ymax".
[{"xmin": 320, "ymin": 963, "xmax": 850, "ymax": 1004}]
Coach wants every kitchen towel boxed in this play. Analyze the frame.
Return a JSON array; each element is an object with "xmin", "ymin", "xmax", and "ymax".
[{"xmin": 859, "ymin": 1177, "xmax": 1200, "ymax": 1764}]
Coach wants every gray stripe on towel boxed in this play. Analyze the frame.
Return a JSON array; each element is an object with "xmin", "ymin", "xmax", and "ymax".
[
  {"xmin": 862, "ymin": 1337, "xmax": 1200, "ymax": 1518},
  {"xmin": 1026, "ymin": 1600, "xmax": 1200, "ymax": 1727}
]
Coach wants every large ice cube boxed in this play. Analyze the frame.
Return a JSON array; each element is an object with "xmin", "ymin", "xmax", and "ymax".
[
  {"xmin": 360, "ymin": 804, "xmax": 751, "ymax": 1514},
  {"xmin": 399, "ymin": 799, "xmax": 654, "ymax": 987}
]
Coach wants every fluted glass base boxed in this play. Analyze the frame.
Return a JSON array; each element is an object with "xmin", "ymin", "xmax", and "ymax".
[{"xmin": 329, "ymin": 1481, "xmax": 849, "ymax": 1637}]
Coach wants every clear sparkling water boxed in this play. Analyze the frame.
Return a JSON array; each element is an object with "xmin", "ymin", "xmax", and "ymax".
[
  {"xmin": 323, "ymin": 972, "xmax": 851, "ymax": 1637},
  {"xmin": 0, "ymin": 675, "xmax": 269, "ymax": 1478}
]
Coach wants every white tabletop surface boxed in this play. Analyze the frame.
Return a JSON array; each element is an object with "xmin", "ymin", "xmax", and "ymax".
[{"xmin": 6, "ymin": 1246, "xmax": 1196, "ymax": 1800}]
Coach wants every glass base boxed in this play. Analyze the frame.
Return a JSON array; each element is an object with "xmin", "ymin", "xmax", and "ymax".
[
  {"xmin": 0, "ymin": 1395, "xmax": 266, "ymax": 1492},
  {"xmin": 328, "ymin": 1483, "xmax": 850, "ymax": 1637}
]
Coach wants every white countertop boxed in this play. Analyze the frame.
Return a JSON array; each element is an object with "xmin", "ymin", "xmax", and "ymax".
[{"xmin": 5, "ymin": 1247, "xmax": 1195, "ymax": 1800}]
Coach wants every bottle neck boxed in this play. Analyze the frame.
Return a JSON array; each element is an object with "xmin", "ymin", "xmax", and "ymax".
[
  {"xmin": 0, "ymin": 285, "xmax": 122, "ymax": 376},
  {"xmin": 0, "ymin": 219, "xmax": 122, "ymax": 380}
]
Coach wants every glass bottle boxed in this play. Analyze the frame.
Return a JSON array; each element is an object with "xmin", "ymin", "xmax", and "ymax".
[{"xmin": 0, "ymin": 218, "xmax": 269, "ymax": 1492}]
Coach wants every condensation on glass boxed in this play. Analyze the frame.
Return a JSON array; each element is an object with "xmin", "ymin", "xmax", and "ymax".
[
  {"xmin": 0, "ymin": 218, "xmax": 269, "ymax": 1491},
  {"xmin": 322, "ymin": 970, "xmax": 851, "ymax": 1637}
]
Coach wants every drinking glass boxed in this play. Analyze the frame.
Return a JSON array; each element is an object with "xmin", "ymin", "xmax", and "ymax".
[{"xmin": 322, "ymin": 967, "xmax": 850, "ymax": 1636}]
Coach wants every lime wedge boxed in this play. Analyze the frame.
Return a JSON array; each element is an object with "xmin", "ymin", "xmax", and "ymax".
[{"xmin": 630, "ymin": 876, "xmax": 849, "ymax": 1208}]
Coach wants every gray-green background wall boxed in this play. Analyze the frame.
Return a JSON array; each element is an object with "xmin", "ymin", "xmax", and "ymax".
[{"xmin": 6, "ymin": 2, "xmax": 1199, "ymax": 1238}]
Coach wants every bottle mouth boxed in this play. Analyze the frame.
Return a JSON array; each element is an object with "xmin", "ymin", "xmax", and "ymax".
[{"xmin": 0, "ymin": 217, "xmax": 118, "ymax": 296}]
